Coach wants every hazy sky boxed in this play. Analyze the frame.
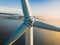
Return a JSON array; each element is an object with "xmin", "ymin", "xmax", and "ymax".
[{"xmin": 0, "ymin": 0, "xmax": 60, "ymax": 19}]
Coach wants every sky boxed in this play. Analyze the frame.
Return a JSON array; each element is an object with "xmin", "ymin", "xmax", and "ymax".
[{"xmin": 0, "ymin": 0, "xmax": 60, "ymax": 19}]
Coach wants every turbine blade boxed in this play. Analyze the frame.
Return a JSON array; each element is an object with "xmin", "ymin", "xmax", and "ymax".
[
  {"xmin": 21, "ymin": 0, "xmax": 32, "ymax": 18},
  {"xmin": 4, "ymin": 23, "xmax": 29, "ymax": 45},
  {"xmin": 33, "ymin": 20, "xmax": 60, "ymax": 32}
]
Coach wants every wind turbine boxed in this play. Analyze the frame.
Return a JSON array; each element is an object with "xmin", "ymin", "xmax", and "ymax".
[{"xmin": 4, "ymin": 0, "xmax": 60, "ymax": 45}]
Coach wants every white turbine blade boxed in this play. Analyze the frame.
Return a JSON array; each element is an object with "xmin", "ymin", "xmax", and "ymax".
[
  {"xmin": 33, "ymin": 20, "xmax": 60, "ymax": 32},
  {"xmin": 21, "ymin": 0, "xmax": 32, "ymax": 18},
  {"xmin": 4, "ymin": 23, "xmax": 29, "ymax": 45}
]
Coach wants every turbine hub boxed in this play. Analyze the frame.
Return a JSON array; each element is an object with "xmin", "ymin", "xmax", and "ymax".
[{"xmin": 24, "ymin": 16, "xmax": 35, "ymax": 27}]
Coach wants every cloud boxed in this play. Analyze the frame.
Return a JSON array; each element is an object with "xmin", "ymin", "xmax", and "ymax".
[
  {"xmin": 31, "ymin": 1, "xmax": 60, "ymax": 19},
  {"xmin": 0, "ymin": 7, "xmax": 22, "ymax": 14}
]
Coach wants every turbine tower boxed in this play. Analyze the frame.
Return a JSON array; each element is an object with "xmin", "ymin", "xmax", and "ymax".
[{"xmin": 5, "ymin": 0, "xmax": 60, "ymax": 45}]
